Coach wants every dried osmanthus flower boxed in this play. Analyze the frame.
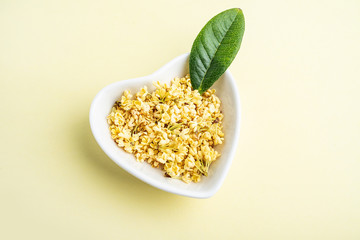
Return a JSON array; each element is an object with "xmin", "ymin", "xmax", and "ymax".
[{"xmin": 107, "ymin": 74, "xmax": 224, "ymax": 183}]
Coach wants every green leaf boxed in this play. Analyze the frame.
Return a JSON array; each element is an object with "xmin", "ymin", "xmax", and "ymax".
[{"xmin": 189, "ymin": 8, "xmax": 245, "ymax": 94}]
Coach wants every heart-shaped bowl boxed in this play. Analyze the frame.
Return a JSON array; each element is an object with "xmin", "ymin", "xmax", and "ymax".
[{"xmin": 89, "ymin": 53, "xmax": 241, "ymax": 198}]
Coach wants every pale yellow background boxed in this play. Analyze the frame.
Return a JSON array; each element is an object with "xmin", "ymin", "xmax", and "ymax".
[{"xmin": 1, "ymin": 0, "xmax": 359, "ymax": 239}]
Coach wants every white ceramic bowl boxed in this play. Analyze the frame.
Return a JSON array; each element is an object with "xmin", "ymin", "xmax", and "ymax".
[{"xmin": 89, "ymin": 53, "xmax": 241, "ymax": 198}]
